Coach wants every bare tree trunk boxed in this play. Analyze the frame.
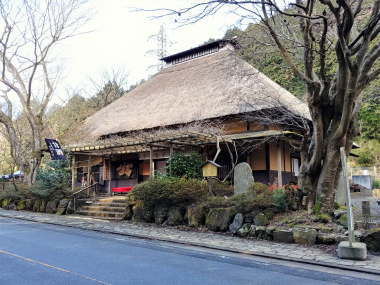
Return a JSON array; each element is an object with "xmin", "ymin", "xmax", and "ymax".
[
  {"xmin": 316, "ymin": 147, "xmax": 341, "ymax": 213},
  {"xmin": 0, "ymin": 0, "xmax": 89, "ymax": 186},
  {"xmin": 27, "ymin": 120, "xmax": 44, "ymax": 185}
]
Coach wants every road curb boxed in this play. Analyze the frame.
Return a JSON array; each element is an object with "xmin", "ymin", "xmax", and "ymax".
[{"xmin": 2, "ymin": 212, "xmax": 380, "ymax": 276}]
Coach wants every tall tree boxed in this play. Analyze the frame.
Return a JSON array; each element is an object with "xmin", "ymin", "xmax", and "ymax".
[
  {"xmin": 85, "ymin": 68, "xmax": 128, "ymax": 109},
  {"xmin": 149, "ymin": 0, "xmax": 380, "ymax": 212},
  {"xmin": 0, "ymin": 0, "xmax": 88, "ymax": 185},
  {"xmin": 0, "ymin": 133, "xmax": 12, "ymax": 174}
]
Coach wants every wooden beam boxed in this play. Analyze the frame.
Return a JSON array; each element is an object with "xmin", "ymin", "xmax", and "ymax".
[
  {"xmin": 150, "ymin": 146, "xmax": 155, "ymax": 178},
  {"xmin": 277, "ymin": 142, "xmax": 283, "ymax": 187}
]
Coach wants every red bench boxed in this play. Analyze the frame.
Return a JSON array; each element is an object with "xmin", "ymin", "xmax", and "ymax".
[{"xmin": 112, "ymin": 186, "xmax": 133, "ymax": 195}]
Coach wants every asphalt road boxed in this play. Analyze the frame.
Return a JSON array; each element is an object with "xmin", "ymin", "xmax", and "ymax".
[{"xmin": 0, "ymin": 216, "xmax": 378, "ymax": 285}]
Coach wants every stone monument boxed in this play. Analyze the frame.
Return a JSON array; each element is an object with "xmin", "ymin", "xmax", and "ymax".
[{"xmin": 234, "ymin": 162, "xmax": 254, "ymax": 195}]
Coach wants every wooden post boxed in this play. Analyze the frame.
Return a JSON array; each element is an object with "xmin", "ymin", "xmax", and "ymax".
[
  {"xmin": 340, "ymin": 147, "xmax": 355, "ymax": 246},
  {"xmin": 71, "ymin": 155, "xmax": 76, "ymax": 192},
  {"xmin": 169, "ymin": 144, "xmax": 174, "ymax": 176},
  {"xmin": 362, "ymin": 201, "xmax": 371, "ymax": 229},
  {"xmin": 107, "ymin": 158, "xmax": 112, "ymax": 195},
  {"xmin": 150, "ymin": 146, "xmax": 155, "ymax": 178},
  {"xmin": 87, "ymin": 155, "xmax": 91, "ymax": 196},
  {"xmin": 207, "ymin": 177, "xmax": 215, "ymax": 196},
  {"xmin": 277, "ymin": 142, "xmax": 283, "ymax": 187}
]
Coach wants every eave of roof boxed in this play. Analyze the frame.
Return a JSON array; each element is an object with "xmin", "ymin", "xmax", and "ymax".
[
  {"xmin": 160, "ymin": 39, "xmax": 237, "ymax": 63},
  {"xmin": 222, "ymin": 130, "xmax": 303, "ymax": 141}
]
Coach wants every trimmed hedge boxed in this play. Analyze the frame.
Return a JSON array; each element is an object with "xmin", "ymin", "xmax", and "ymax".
[
  {"xmin": 201, "ymin": 183, "xmax": 274, "ymax": 214},
  {"xmin": 131, "ymin": 177, "xmax": 208, "ymax": 213},
  {"xmin": 31, "ymin": 160, "xmax": 71, "ymax": 200},
  {"xmin": 165, "ymin": 152, "xmax": 203, "ymax": 178}
]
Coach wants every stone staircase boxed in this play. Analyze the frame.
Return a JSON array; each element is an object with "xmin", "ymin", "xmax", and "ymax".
[{"xmin": 76, "ymin": 196, "xmax": 128, "ymax": 221}]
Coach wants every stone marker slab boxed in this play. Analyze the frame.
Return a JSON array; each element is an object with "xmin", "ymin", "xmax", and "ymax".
[
  {"xmin": 229, "ymin": 213, "xmax": 244, "ymax": 234},
  {"xmin": 338, "ymin": 241, "xmax": 367, "ymax": 261},
  {"xmin": 234, "ymin": 162, "xmax": 254, "ymax": 195}
]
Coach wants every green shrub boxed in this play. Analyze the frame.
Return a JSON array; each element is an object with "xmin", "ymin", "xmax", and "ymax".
[
  {"xmin": 0, "ymin": 189, "xmax": 22, "ymax": 201},
  {"xmin": 230, "ymin": 194, "xmax": 259, "ymax": 213},
  {"xmin": 313, "ymin": 200, "xmax": 322, "ymax": 215},
  {"xmin": 212, "ymin": 180, "xmax": 233, "ymax": 197},
  {"xmin": 31, "ymin": 160, "xmax": 71, "ymax": 199},
  {"xmin": 202, "ymin": 186, "xmax": 273, "ymax": 214},
  {"xmin": 248, "ymin": 183, "xmax": 273, "ymax": 207},
  {"xmin": 249, "ymin": 182, "xmax": 269, "ymax": 196},
  {"xmin": 203, "ymin": 196, "xmax": 234, "ymax": 209},
  {"xmin": 356, "ymin": 150, "xmax": 375, "ymax": 166},
  {"xmin": 272, "ymin": 188, "xmax": 287, "ymax": 212},
  {"xmin": 373, "ymin": 179, "xmax": 380, "ymax": 189},
  {"xmin": 0, "ymin": 183, "xmax": 30, "ymax": 202},
  {"xmin": 166, "ymin": 152, "xmax": 203, "ymax": 178},
  {"xmin": 131, "ymin": 177, "xmax": 208, "ymax": 213},
  {"xmin": 317, "ymin": 213, "xmax": 332, "ymax": 223}
]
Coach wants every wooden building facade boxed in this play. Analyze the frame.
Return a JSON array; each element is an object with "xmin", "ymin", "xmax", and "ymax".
[{"xmin": 68, "ymin": 40, "xmax": 308, "ymax": 195}]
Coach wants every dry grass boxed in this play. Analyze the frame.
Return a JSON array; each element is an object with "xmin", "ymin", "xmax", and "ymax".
[
  {"xmin": 77, "ymin": 49, "xmax": 309, "ymax": 140},
  {"xmin": 68, "ymin": 120, "xmax": 224, "ymax": 147},
  {"xmin": 269, "ymin": 210, "xmax": 338, "ymax": 230}
]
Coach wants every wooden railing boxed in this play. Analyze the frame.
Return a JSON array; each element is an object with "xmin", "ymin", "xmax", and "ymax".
[{"xmin": 71, "ymin": 182, "xmax": 99, "ymax": 212}]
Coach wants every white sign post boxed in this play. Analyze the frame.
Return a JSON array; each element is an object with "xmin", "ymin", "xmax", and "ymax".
[
  {"xmin": 340, "ymin": 147, "xmax": 354, "ymax": 246},
  {"xmin": 337, "ymin": 147, "xmax": 367, "ymax": 260}
]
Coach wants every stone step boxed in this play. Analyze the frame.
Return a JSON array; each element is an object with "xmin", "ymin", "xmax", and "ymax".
[
  {"xmin": 76, "ymin": 195, "xmax": 129, "ymax": 221},
  {"xmin": 77, "ymin": 215, "xmax": 125, "ymax": 221},
  {"xmin": 96, "ymin": 197, "xmax": 128, "ymax": 203},
  {"xmin": 77, "ymin": 210, "xmax": 126, "ymax": 219},
  {"xmin": 89, "ymin": 202, "xmax": 129, "ymax": 207},
  {"xmin": 80, "ymin": 205, "xmax": 126, "ymax": 213}
]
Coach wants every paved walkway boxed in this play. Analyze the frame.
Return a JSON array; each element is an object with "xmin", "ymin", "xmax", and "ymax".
[{"xmin": 0, "ymin": 209, "xmax": 379, "ymax": 274}]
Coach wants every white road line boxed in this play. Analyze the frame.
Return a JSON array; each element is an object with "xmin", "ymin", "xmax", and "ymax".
[
  {"xmin": 0, "ymin": 222, "xmax": 31, "ymax": 225},
  {"xmin": 0, "ymin": 249, "xmax": 111, "ymax": 285}
]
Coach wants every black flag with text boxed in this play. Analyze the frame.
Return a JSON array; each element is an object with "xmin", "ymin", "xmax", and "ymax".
[{"xmin": 45, "ymin": 138, "xmax": 65, "ymax": 160}]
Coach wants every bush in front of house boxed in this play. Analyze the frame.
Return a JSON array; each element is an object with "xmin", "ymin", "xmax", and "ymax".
[
  {"xmin": 212, "ymin": 180, "xmax": 234, "ymax": 197},
  {"xmin": 130, "ymin": 176, "xmax": 208, "ymax": 216},
  {"xmin": 272, "ymin": 188, "xmax": 287, "ymax": 211},
  {"xmin": 270, "ymin": 184, "xmax": 304, "ymax": 212},
  {"xmin": 200, "ymin": 182, "xmax": 274, "ymax": 214},
  {"xmin": 165, "ymin": 152, "xmax": 203, "ymax": 178},
  {"xmin": 31, "ymin": 160, "xmax": 71, "ymax": 200}
]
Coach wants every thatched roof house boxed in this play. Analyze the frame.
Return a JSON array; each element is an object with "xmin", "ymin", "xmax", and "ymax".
[
  {"xmin": 69, "ymin": 40, "xmax": 309, "ymax": 203},
  {"xmin": 82, "ymin": 40, "xmax": 309, "ymax": 140}
]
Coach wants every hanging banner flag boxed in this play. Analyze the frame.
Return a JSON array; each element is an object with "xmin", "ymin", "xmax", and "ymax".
[{"xmin": 45, "ymin": 138, "xmax": 66, "ymax": 160}]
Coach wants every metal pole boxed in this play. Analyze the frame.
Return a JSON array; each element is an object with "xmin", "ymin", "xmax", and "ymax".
[{"xmin": 340, "ymin": 147, "xmax": 355, "ymax": 246}]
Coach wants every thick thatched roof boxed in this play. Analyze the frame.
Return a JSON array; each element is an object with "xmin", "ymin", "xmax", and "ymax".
[{"xmin": 81, "ymin": 44, "xmax": 309, "ymax": 139}]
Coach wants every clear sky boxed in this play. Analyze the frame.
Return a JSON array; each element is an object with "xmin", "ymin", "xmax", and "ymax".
[{"xmin": 56, "ymin": 0, "xmax": 241, "ymax": 104}]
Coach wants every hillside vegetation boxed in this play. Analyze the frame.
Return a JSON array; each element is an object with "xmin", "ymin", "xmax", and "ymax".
[{"xmin": 222, "ymin": 0, "xmax": 379, "ymax": 166}]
